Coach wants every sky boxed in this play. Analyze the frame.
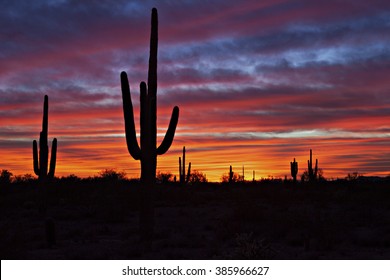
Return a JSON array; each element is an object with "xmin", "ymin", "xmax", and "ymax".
[{"xmin": 1, "ymin": 0, "xmax": 390, "ymax": 181}]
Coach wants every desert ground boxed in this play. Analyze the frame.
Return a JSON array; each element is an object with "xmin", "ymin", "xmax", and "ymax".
[{"xmin": 1, "ymin": 178, "xmax": 390, "ymax": 259}]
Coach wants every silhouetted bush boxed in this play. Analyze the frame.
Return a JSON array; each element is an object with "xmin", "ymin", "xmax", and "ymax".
[
  {"xmin": 0, "ymin": 169, "xmax": 13, "ymax": 185},
  {"xmin": 156, "ymin": 171, "xmax": 174, "ymax": 184},
  {"xmin": 98, "ymin": 169, "xmax": 127, "ymax": 181},
  {"xmin": 189, "ymin": 170, "xmax": 208, "ymax": 184}
]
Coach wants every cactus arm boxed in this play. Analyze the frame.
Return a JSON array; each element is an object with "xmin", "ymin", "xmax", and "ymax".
[
  {"xmin": 186, "ymin": 162, "xmax": 191, "ymax": 183},
  {"xmin": 157, "ymin": 106, "xmax": 179, "ymax": 155},
  {"xmin": 121, "ymin": 71, "xmax": 141, "ymax": 160},
  {"xmin": 33, "ymin": 140, "xmax": 39, "ymax": 176},
  {"xmin": 48, "ymin": 138, "xmax": 57, "ymax": 178}
]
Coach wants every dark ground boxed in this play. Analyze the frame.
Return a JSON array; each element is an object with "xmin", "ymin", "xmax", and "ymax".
[{"xmin": 1, "ymin": 179, "xmax": 390, "ymax": 259}]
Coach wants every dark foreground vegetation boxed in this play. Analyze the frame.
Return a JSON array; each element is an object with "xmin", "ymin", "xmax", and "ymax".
[{"xmin": 1, "ymin": 175, "xmax": 390, "ymax": 260}]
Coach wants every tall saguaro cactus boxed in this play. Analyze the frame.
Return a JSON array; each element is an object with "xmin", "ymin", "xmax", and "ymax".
[
  {"xmin": 33, "ymin": 95, "xmax": 57, "ymax": 181},
  {"xmin": 179, "ymin": 146, "xmax": 191, "ymax": 185},
  {"xmin": 290, "ymin": 158, "xmax": 298, "ymax": 183},
  {"xmin": 308, "ymin": 149, "xmax": 318, "ymax": 182},
  {"xmin": 121, "ymin": 8, "xmax": 179, "ymax": 242}
]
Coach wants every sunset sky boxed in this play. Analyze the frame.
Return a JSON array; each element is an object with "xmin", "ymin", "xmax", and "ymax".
[{"xmin": 1, "ymin": 0, "xmax": 390, "ymax": 181}]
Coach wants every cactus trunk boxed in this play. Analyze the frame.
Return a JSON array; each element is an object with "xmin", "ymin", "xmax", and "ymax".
[{"xmin": 121, "ymin": 8, "xmax": 179, "ymax": 243}]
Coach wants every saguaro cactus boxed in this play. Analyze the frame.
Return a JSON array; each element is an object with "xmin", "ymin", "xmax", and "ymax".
[
  {"xmin": 308, "ymin": 149, "xmax": 318, "ymax": 182},
  {"xmin": 179, "ymin": 146, "xmax": 191, "ymax": 185},
  {"xmin": 33, "ymin": 95, "xmax": 57, "ymax": 181},
  {"xmin": 229, "ymin": 165, "xmax": 233, "ymax": 183},
  {"xmin": 290, "ymin": 158, "xmax": 298, "ymax": 183},
  {"xmin": 121, "ymin": 8, "xmax": 179, "ymax": 241}
]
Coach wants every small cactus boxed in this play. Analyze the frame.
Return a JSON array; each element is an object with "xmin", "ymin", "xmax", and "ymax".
[
  {"xmin": 290, "ymin": 158, "xmax": 298, "ymax": 183},
  {"xmin": 179, "ymin": 146, "xmax": 191, "ymax": 185},
  {"xmin": 229, "ymin": 165, "xmax": 233, "ymax": 183},
  {"xmin": 308, "ymin": 149, "xmax": 318, "ymax": 182},
  {"xmin": 33, "ymin": 95, "xmax": 57, "ymax": 181}
]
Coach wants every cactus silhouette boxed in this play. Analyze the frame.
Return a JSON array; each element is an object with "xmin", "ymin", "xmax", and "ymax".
[
  {"xmin": 229, "ymin": 165, "xmax": 233, "ymax": 183},
  {"xmin": 290, "ymin": 158, "xmax": 298, "ymax": 183},
  {"xmin": 308, "ymin": 149, "xmax": 318, "ymax": 182},
  {"xmin": 121, "ymin": 8, "xmax": 179, "ymax": 242},
  {"xmin": 33, "ymin": 95, "xmax": 57, "ymax": 181},
  {"xmin": 179, "ymin": 146, "xmax": 191, "ymax": 185}
]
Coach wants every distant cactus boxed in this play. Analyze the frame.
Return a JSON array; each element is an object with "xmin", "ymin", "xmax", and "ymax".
[
  {"xmin": 308, "ymin": 149, "xmax": 318, "ymax": 182},
  {"xmin": 229, "ymin": 165, "xmax": 233, "ymax": 183},
  {"xmin": 290, "ymin": 158, "xmax": 298, "ymax": 183},
  {"xmin": 222, "ymin": 165, "xmax": 240, "ymax": 183},
  {"xmin": 179, "ymin": 146, "xmax": 191, "ymax": 185},
  {"xmin": 121, "ymin": 8, "xmax": 179, "ymax": 242},
  {"xmin": 33, "ymin": 95, "xmax": 57, "ymax": 181}
]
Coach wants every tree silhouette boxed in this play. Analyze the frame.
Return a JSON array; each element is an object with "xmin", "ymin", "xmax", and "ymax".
[{"xmin": 188, "ymin": 170, "xmax": 207, "ymax": 184}]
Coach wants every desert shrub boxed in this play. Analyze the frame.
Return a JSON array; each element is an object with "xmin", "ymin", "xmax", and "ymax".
[
  {"xmin": 98, "ymin": 169, "xmax": 127, "ymax": 181},
  {"xmin": 221, "ymin": 172, "xmax": 241, "ymax": 183},
  {"xmin": 156, "ymin": 171, "xmax": 174, "ymax": 184},
  {"xmin": 345, "ymin": 172, "xmax": 363, "ymax": 181},
  {"xmin": 228, "ymin": 232, "xmax": 276, "ymax": 259},
  {"xmin": 189, "ymin": 170, "xmax": 208, "ymax": 184},
  {"xmin": 12, "ymin": 174, "xmax": 36, "ymax": 184},
  {"xmin": 0, "ymin": 169, "xmax": 13, "ymax": 185}
]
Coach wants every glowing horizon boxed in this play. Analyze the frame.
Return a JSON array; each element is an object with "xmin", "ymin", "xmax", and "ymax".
[{"xmin": 1, "ymin": 0, "xmax": 390, "ymax": 182}]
